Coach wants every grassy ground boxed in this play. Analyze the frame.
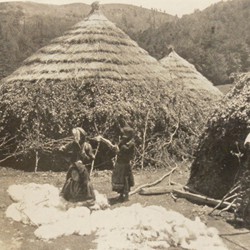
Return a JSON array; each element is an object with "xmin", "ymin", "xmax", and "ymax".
[{"xmin": 0, "ymin": 163, "xmax": 250, "ymax": 250}]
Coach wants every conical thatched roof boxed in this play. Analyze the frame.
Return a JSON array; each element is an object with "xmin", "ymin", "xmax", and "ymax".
[
  {"xmin": 159, "ymin": 50, "xmax": 222, "ymax": 96},
  {"xmin": 0, "ymin": 4, "xmax": 221, "ymax": 170},
  {"xmin": 4, "ymin": 7, "xmax": 167, "ymax": 85},
  {"xmin": 188, "ymin": 72, "xmax": 250, "ymax": 221}
]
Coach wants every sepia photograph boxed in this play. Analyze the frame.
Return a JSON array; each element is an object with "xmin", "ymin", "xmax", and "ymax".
[{"xmin": 0, "ymin": 0, "xmax": 249, "ymax": 249}]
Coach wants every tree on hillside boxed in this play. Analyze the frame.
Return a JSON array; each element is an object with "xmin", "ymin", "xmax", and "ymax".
[{"xmin": 137, "ymin": 0, "xmax": 250, "ymax": 85}]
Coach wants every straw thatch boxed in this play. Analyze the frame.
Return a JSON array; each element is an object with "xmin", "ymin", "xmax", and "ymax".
[
  {"xmin": 4, "ymin": 8, "xmax": 167, "ymax": 84},
  {"xmin": 188, "ymin": 72, "xmax": 250, "ymax": 220},
  {"xmin": 159, "ymin": 49, "xmax": 222, "ymax": 96},
  {"xmin": 0, "ymin": 4, "xmax": 221, "ymax": 170}
]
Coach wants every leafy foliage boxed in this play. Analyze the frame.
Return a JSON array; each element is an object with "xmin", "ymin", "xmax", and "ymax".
[
  {"xmin": 188, "ymin": 73, "xmax": 250, "ymax": 199},
  {"xmin": 0, "ymin": 74, "xmax": 213, "ymax": 170}
]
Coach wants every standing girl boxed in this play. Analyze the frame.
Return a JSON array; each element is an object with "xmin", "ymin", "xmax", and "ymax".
[{"xmin": 95, "ymin": 127, "xmax": 135, "ymax": 201}]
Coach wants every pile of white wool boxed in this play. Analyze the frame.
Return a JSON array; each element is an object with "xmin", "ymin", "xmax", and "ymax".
[{"xmin": 6, "ymin": 183, "xmax": 227, "ymax": 249}]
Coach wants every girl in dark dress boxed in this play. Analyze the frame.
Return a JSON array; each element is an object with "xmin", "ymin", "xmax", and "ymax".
[
  {"xmin": 95, "ymin": 127, "xmax": 135, "ymax": 201},
  {"xmin": 60, "ymin": 161, "xmax": 95, "ymax": 206}
]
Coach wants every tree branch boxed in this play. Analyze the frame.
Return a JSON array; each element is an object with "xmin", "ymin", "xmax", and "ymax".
[{"xmin": 129, "ymin": 166, "xmax": 177, "ymax": 196}]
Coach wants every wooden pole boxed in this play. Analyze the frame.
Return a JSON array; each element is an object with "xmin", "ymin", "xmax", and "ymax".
[
  {"xmin": 34, "ymin": 151, "xmax": 39, "ymax": 172},
  {"xmin": 141, "ymin": 111, "xmax": 149, "ymax": 169},
  {"xmin": 173, "ymin": 189, "xmax": 237, "ymax": 210},
  {"xmin": 90, "ymin": 141, "xmax": 100, "ymax": 176}
]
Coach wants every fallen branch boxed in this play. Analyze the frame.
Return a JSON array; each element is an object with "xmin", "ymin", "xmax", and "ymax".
[
  {"xmin": 218, "ymin": 198, "xmax": 237, "ymax": 215},
  {"xmin": 173, "ymin": 189, "xmax": 237, "ymax": 211},
  {"xmin": 209, "ymin": 184, "xmax": 240, "ymax": 215},
  {"xmin": 139, "ymin": 184, "xmax": 182, "ymax": 195},
  {"xmin": 129, "ymin": 166, "xmax": 177, "ymax": 196},
  {"xmin": 170, "ymin": 192, "xmax": 178, "ymax": 201},
  {"xmin": 225, "ymin": 193, "xmax": 238, "ymax": 202}
]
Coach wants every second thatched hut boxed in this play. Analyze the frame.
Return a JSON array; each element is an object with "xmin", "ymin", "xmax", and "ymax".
[{"xmin": 159, "ymin": 49, "xmax": 222, "ymax": 95}]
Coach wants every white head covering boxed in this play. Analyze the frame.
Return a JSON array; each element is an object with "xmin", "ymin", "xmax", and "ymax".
[
  {"xmin": 72, "ymin": 127, "xmax": 87, "ymax": 143},
  {"xmin": 244, "ymin": 132, "xmax": 250, "ymax": 148}
]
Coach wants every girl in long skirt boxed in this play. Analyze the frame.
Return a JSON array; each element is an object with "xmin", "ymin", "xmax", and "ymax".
[
  {"xmin": 60, "ymin": 161, "xmax": 95, "ymax": 206},
  {"xmin": 95, "ymin": 126, "xmax": 135, "ymax": 201}
]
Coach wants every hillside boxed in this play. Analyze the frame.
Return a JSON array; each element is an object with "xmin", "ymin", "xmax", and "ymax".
[
  {"xmin": 137, "ymin": 0, "xmax": 250, "ymax": 85},
  {"xmin": 0, "ymin": 2, "xmax": 174, "ymax": 80}
]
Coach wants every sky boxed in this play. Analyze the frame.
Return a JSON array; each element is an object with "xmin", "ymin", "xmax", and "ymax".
[{"xmin": 0, "ymin": 0, "xmax": 228, "ymax": 16}]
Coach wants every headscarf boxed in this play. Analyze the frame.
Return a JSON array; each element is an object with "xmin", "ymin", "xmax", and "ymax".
[
  {"xmin": 72, "ymin": 127, "xmax": 87, "ymax": 143},
  {"xmin": 121, "ymin": 126, "xmax": 134, "ymax": 140},
  {"xmin": 244, "ymin": 132, "xmax": 250, "ymax": 148}
]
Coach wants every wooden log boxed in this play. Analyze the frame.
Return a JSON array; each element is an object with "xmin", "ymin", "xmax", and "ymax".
[
  {"xmin": 173, "ymin": 189, "xmax": 237, "ymax": 210},
  {"xmin": 139, "ymin": 185, "xmax": 182, "ymax": 195},
  {"xmin": 129, "ymin": 166, "xmax": 177, "ymax": 196}
]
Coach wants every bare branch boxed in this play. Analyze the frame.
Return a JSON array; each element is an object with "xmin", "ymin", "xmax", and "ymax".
[
  {"xmin": 129, "ymin": 166, "xmax": 177, "ymax": 196},
  {"xmin": 161, "ymin": 119, "xmax": 180, "ymax": 149}
]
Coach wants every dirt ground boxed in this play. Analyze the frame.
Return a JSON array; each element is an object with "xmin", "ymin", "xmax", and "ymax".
[{"xmin": 0, "ymin": 163, "xmax": 250, "ymax": 250}]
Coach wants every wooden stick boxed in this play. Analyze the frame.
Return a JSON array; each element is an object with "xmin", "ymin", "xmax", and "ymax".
[
  {"xmin": 34, "ymin": 151, "xmax": 39, "ymax": 173},
  {"xmin": 170, "ymin": 192, "xmax": 178, "ymax": 201},
  {"xmin": 209, "ymin": 185, "xmax": 240, "ymax": 215},
  {"xmin": 173, "ymin": 189, "xmax": 237, "ymax": 211},
  {"xmin": 129, "ymin": 167, "xmax": 177, "ymax": 196},
  {"xmin": 218, "ymin": 198, "xmax": 237, "ymax": 215},
  {"xmin": 141, "ymin": 111, "xmax": 149, "ymax": 170},
  {"xmin": 225, "ymin": 193, "xmax": 238, "ymax": 202},
  {"xmin": 90, "ymin": 141, "xmax": 100, "ymax": 176}
]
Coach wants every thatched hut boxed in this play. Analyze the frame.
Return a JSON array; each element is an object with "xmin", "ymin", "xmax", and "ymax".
[
  {"xmin": 188, "ymin": 72, "xmax": 250, "ymax": 221},
  {"xmin": 0, "ymin": 3, "xmax": 221, "ymax": 170},
  {"xmin": 159, "ymin": 49, "xmax": 222, "ymax": 95}
]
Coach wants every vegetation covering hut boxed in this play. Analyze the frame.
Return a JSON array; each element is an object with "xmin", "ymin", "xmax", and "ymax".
[
  {"xmin": 159, "ymin": 49, "xmax": 222, "ymax": 95},
  {"xmin": 0, "ymin": 3, "xmax": 221, "ymax": 171},
  {"xmin": 188, "ymin": 72, "xmax": 250, "ymax": 222}
]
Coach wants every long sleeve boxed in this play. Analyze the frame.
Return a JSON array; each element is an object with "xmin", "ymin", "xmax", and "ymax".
[{"xmin": 117, "ymin": 140, "xmax": 135, "ymax": 163}]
